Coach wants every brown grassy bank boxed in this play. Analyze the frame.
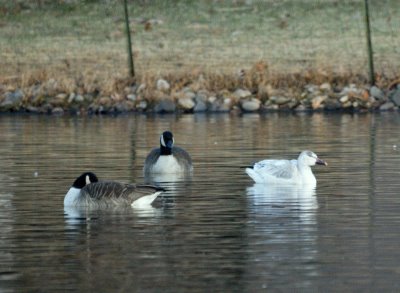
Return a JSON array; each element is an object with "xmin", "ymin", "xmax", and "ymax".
[{"xmin": 0, "ymin": 1, "xmax": 399, "ymax": 113}]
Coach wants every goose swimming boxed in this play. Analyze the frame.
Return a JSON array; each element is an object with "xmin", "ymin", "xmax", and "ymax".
[
  {"xmin": 245, "ymin": 150, "xmax": 327, "ymax": 186},
  {"xmin": 64, "ymin": 172, "xmax": 164, "ymax": 208},
  {"xmin": 143, "ymin": 131, "xmax": 193, "ymax": 176}
]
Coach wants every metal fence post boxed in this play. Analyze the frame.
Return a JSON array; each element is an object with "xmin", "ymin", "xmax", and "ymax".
[
  {"xmin": 364, "ymin": 0, "xmax": 375, "ymax": 84},
  {"xmin": 123, "ymin": 0, "xmax": 135, "ymax": 78}
]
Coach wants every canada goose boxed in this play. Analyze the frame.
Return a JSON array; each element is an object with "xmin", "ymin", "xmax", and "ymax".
[
  {"xmin": 64, "ymin": 172, "xmax": 164, "ymax": 208},
  {"xmin": 246, "ymin": 151, "xmax": 327, "ymax": 185},
  {"xmin": 143, "ymin": 131, "xmax": 193, "ymax": 176}
]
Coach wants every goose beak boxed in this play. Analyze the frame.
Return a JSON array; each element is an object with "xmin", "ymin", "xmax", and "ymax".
[
  {"xmin": 166, "ymin": 140, "xmax": 173, "ymax": 149},
  {"xmin": 316, "ymin": 158, "xmax": 328, "ymax": 166}
]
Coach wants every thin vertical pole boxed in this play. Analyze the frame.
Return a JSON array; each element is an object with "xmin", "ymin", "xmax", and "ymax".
[
  {"xmin": 363, "ymin": 0, "xmax": 375, "ymax": 84},
  {"xmin": 123, "ymin": 0, "xmax": 135, "ymax": 78}
]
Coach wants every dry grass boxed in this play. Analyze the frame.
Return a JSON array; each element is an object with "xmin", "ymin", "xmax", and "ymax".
[{"xmin": 0, "ymin": 0, "xmax": 399, "ymax": 97}]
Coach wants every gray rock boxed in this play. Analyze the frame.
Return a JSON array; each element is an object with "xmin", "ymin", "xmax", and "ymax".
[
  {"xmin": 340, "ymin": 95, "xmax": 349, "ymax": 103},
  {"xmin": 154, "ymin": 99, "xmax": 176, "ymax": 113},
  {"xmin": 379, "ymin": 102, "xmax": 395, "ymax": 111},
  {"xmin": 127, "ymin": 94, "xmax": 137, "ymax": 102},
  {"xmin": 311, "ymin": 96, "xmax": 327, "ymax": 109},
  {"xmin": 233, "ymin": 89, "xmax": 252, "ymax": 99},
  {"xmin": 182, "ymin": 89, "xmax": 196, "ymax": 99},
  {"xmin": 241, "ymin": 98, "xmax": 260, "ymax": 112},
  {"xmin": 136, "ymin": 101, "xmax": 147, "ymax": 111},
  {"xmin": 370, "ymin": 86, "xmax": 385, "ymax": 101},
  {"xmin": 156, "ymin": 79, "xmax": 170, "ymax": 92},
  {"xmin": 389, "ymin": 87, "xmax": 400, "ymax": 106},
  {"xmin": 193, "ymin": 100, "xmax": 207, "ymax": 112},
  {"xmin": 178, "ymin": 97, "xmax": 195, "ymax": 111},
  {"xmin": 52, "ymin": 107, "xmax": 64, "ymax": 115},
  {"xmin": 270, "ymin": 96, "xmax": 291, "ymax": 105},
  {"xmin": 114, "ymin": 102, "xmax": 131, "ymax": 112},
  {"xmin": 264, "ymin": 102, "xmax": 279, "ymax": 110},
  {"xmin": 56, "ymin": 93, "xmax": 68, "ymax": 100},
  {"xmin": 294, "ymin": 104, "xmax": 307, "ymax": 112},
  {"xmin": 137, "ymin": 83, "xmax": 146, "ymax": 93},
  {"xmin": 1, "ymin": 90, "xmax": 24, "ymax": 110},
  {"xmin": 26, "ymin": 106, "xmax": 39, "ymax": 113},
  {"xmin": 68, "ymin": 93, "xmax": 76, "ymax": 104},
  {"xmin": 207, "ymin": 97, "xmax": 231, "ymax": 112},
  {"xmin": 324, "ymin": 99, "xmax": 341, "ymax": 111},
  {"xmin": 75, "ymin": 94, "xmax": 84, "ymax": 103},
  {"xmin": 320, "ymin": 82, "xmax": 331, "ymax": 91}
]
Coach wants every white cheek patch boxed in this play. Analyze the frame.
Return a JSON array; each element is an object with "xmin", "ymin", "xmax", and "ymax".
[
  {"xmin": 160, "ymin": 135, "xmax": 166, "ymax": 147},
  {"xmin": 85, "ymin": 175, "xmax": 91, "ymax": 185}
]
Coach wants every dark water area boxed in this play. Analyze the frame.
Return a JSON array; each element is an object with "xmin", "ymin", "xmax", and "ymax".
[{"xmin": 0, "ymin": 112, "xmax": 399, "ymax": 292}]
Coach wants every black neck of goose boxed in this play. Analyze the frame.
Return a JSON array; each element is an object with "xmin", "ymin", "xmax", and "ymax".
[{"xmin": 160, "ymin": 145, "xmax": 172, "ymax": 156}]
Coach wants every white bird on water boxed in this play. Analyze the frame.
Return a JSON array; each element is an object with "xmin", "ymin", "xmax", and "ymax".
[{"xmin": 245, "ymin": 151, "xmax": 327, "ymax": 186}]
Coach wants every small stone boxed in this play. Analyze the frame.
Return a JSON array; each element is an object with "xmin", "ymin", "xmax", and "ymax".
[
  {"xmin": 264, "ymin": 103, "xmax": 279, "ymax": 110},
  {"xmin": 137, "ymin": 83, "xmax": 146, "ymax": 93},
  {"xmin": 114, "ymin": 102, "xmax": 131, "ymax": 112},
  {"xmin": 380, "ymin": 102, "xmax": 395, "ymax": 111},
  {"xmin": 52, "ymin": 107, "xmax": 64, "ymax": 115},
  {"xmin": 26, "ymin": 106, "xmax": 39, "ymax": 113},
  {"xmin": 156, "ymin": 79, "xmax": 170, "ymax": 92},
  {"xmin": 51, "ymin": 95, "xmax": 66, "ymax": 107},
  {"xmin": 1, "ymin": 90, "xmax": 24, "ymax": 110},
  {"xmin": 240, "ymin": 98, "xmax": 261, "ymax": 112},
  {"xmin": 311, "ymin": 96, "xmax": 327, "ymax": 109},
  {"xmin": 320, "ymin": 82, "xmax": 331, "ymax": 91},
  {"xmin": 183, "ymin": 90, "xmax": 196, "ymax": 100},
  {"xmin": 305, "ymin": 84, "xmax": 318, "ymax": 93},
  {"xmin": 271, "ymin": 96, "xmax": 291, "ymax": 105},
  {"xmin": 324, "ymin": 99, "xmax": 341, "ymax": 111},
  {"xmin": 208, "ymin": 96, "xmax": 217, "ymax": 103},
  {"xmin": 342, "ymin": 101, "xmax": 352, "ymax": 108},
  {"xmin": 75, "ymin": 94, "xmax": 84, "ymax": 103},
  {"xmin": 56, "ymin": 93, "xmax": 68, "ymax": 100},
  {"xmin": 294, "ymin": 104, "xmax": 307, "ymax": 112},
  {"xmin": 389, "ymin": 87, "xmax": 400, "ymax": 106},
  {"xmin": 178, "ymin": 97, "xmax": 195, "ymax": 111},
  {"xmin": 233, "ymin": 89, "xmax": 252, "ymax": 99},
  {"xmin": 287, "ymin": 99, "xmax": 300, "ymax": 109},
  {"xmin": 136, "ymin": 100, "xmax": 147, "ymax": 110},
  {"xmin": 99, "ymin": 96, "xmax": 112, "ymax": 106},
  {"xmin": 68, "ymin": 93, "xmax": 76, "ymax": 104},
  {"xmin": 154, "ymin": 99, "xmax": 176, "ymax": 113},
  {"xmin": 352, "ymin": 101, "xmax": 359, "ymax": 108},
  {"xmin": 340, "ymin": 95, "xmax": 349, "ymax": 103},
  {"xmin": 127, "ymin": 94, "xmax": 137, "ymax": 102},
  {"xmin": 370, "ymin": 86, "xmax": 385, "ymax": 101},
  {"xmin": 193, "ymin": 100, "xmax": 207, "ymax": 112}
]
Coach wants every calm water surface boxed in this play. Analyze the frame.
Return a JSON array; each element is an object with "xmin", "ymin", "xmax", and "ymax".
[{"xmin": 0, "ymin": 112, "xmax": 399, "ymax": 292}]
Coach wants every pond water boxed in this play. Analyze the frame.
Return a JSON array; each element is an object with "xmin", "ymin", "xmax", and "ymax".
[{"xmin": 0, "ymin": 112, "xmax": 399, "ymax": 292}]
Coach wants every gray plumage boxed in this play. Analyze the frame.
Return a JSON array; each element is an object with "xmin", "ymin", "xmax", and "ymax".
[
  {"xmin": 143, "ymin": 131, "xmax": 193, "ymax": 176},
  {"xmin": 76, "ymin": 182, "xmax": 162, "ymax": 207},
  {"xmin": 144, "ymin": 146, "xmax": 193, "ymax": 175},
  {"xmin": 64, "ymin": 172, "xmax": 163, "ymax": 208}
]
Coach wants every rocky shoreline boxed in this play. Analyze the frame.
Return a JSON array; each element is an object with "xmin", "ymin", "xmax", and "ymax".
[{"xmin": 1, "ymin": 78, "xmax": 400, "ymax": 115}]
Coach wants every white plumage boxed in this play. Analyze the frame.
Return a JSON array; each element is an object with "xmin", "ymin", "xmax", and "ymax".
[{"xmin": 246, "ymin": 150, "xmax": 327, "ymax": 186}]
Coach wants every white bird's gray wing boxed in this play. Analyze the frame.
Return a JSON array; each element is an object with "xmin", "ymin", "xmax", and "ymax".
[{"xmin": 254, "ymin": 159, "xmax": 297, "ymax": 179}]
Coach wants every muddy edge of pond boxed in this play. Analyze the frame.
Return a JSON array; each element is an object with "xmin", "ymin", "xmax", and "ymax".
[{"xmin": 1, "ymin": 79, "xmax": 400, "ymax": 115}]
